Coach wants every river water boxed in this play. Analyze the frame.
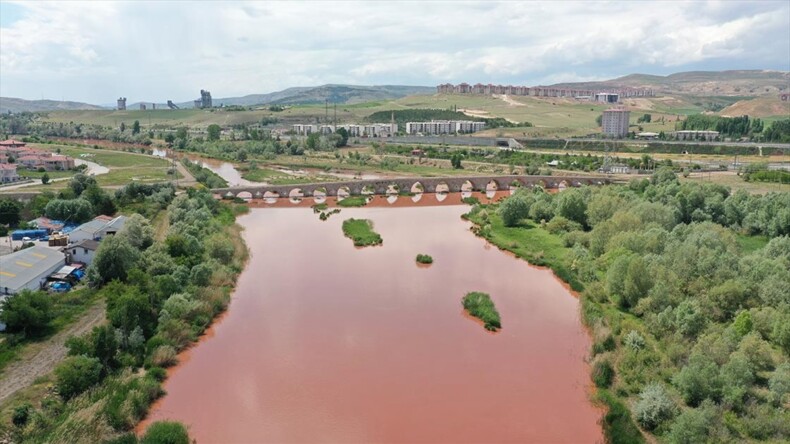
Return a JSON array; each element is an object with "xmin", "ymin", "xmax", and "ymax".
[{"xmin": 140, "ymin": 198, "xmax": 602, "ymax": 443}]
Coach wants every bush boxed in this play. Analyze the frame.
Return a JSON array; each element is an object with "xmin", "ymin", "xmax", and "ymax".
[
  {"xmin": 462, "ymin": 291, "xmax": 501, "ymax": 331},
  {"xmin": 54, "ymin": 356, "xmax": 103, "ymax": 400},
  {"xmin": 0, "ymin": 290, "xmax": 54, "ymax": 337},
  {"xmin": 592, "ymin": 358, "xmax": 615, "ymax": 388},
  {"xmin": 498, "ymin": 194, "xmax": 530, "ymax": 227},
  {"xmin": 12, "ymin": 403, "xmax": 32, "ymax": 427},
  {"xmin": 634, "ymin": 383, "xmax": 677, "ymax": 431},
  {"xmin": 342, "ymin": 218, "xmax": 382, "ymax": 247},
  {"xmin": 416, "ymin": 254, "xmax": 433, "ymax": 264},
  {"xmin": 141, "ymin": 421, "xmax": 190, "ymax": 444},
  {"xmin": 151, "ymin": 345, "xmax": 178, "ymax": 368},
  {"xmin": 545, "ymin": 216, "xmax": 583, "ymax": 235},
  {"xmin": 147, "ymin": 366, "xmax": 168, "ymax": 382}
]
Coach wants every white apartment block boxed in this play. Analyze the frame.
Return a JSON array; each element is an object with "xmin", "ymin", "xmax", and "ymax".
[
  {"xmin": 601, "ymin": 109, "xmax": 630, "ymax": 138},
  {"xmin": 294, "ymin": 123, "xmax": 397, "ymax": 137},
  {"xmin": 405, "ymin": 120, "xmax": 486, "ymax": 135},
  {"xmin": 292, "ymin": 124, "xmax": 319, "ymax": 135}
]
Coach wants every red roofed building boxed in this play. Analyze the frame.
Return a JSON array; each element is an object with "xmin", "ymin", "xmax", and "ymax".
[{"xmin": 0, "ymin": 139, "xmax": 26, "ymax": 148}]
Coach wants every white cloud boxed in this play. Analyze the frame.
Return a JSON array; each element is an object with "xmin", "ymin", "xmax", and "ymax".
[{"xmin": 0, "ymin": 0, "xmax": 787, "ymax": 103}]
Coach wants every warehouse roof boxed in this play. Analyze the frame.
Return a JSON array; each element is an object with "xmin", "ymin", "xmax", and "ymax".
[{"xmin": 0, "ymin": 246, "xmax": 65, "ymax": 294}]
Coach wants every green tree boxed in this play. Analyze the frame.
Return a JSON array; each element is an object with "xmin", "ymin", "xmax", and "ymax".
[
  {"xmin": 665, "ymin": 400, "xmax": 717, "ymax": 443},
  {"xmin": 555, "ymin": 189, "xmax": 587, "ymax": 227},
  {"xmin": 175, "ymin": 127, "xmax": 188, "ymax": 140},
  {"xmin": 54, "ymin": 356, "xmax": 103, "ymax": 400},
  {"xmin": 68, "ymin": 173, "xmax": 98, "ymax": 196},
  {"xmin": 119, "ymin": 122, "xmax": 126, "ymax": 132},
  {"xmin": 720, "ymin": 352, "xmax": 754, "ymax": 408},
  {"xmin": 44, "ymin": 198, "xmax": 94, "ymax": 223},
  {"xmin": 0, "ymin": 290, "xmax": 54, "ymax": 337},
  {"xmin": 107, "ymin": 286, "xmax": 157, "ymax": 338},
  {"xmin": 498, "ymin": 194, "xmax": 530, "ymax": 227},
  {"xmin": 132, "ymin": 120, "xmax": 141, "ymax": 135},
  {"xmin": 82, "ymin": 184, "xmax": 117, "ymax": 216},
  {"xmin": 88, "ymin": 234, "xmax": 140, "ymax": 285},
  {"xmin": 673, "ymin": 352, "xmax": 722, "ymax": 406},
  {"xmin": 305, "ymin": 133, "xmax": 320, "ymax": 150},
  {"xmin": 141, "ymin": 421, "xmax": 190, "ymax": 444},
  {"xmin": 335, "ymin": 127, "xmax": 349, "ymax": 147},
  {"xmin": 206, "ymin": 124, "xmax": 221, "ymax": 141},
  {"xmin": 119, "ymin": 213, "xmax": 154, "ymax": 250},
  {"xmin": 89, "ymin": 324, "xmax": 120, "ymax": 373},
  {"xmin": 41, "ymin": 173, "xmax": 50, "ymax": 184},
  {"xmin": 0, "ymin": 198, "xmax": 21, "ymax": 226},
  {"xmin": 450, "ymin": 153, "xmax": 463, "ymax": 169},
  {"xmin": 634, "ymin": 383, "xmax": 676, "ymax": 431}
]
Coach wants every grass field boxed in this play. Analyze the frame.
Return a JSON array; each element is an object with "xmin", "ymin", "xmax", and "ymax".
[
  {"xmin": 24, "ymin": 143, "xmax": 180, "ymax": 187},
  {"xmin": 680, "ymin": 171, "xmax": 790, "ymax": 194}
]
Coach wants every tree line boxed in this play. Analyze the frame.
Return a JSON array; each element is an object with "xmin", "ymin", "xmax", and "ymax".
[
  {"xmin": 1, "ymin": 188, "xmax": 247, "ymax": 442},
  {"xmin": 469, "ymin": 170, "xmax": 790, "ymax": 442}
]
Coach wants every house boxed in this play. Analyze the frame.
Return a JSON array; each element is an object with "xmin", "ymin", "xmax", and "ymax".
[
  {"xmin": 68, "ymin": 215, "xmax": 127, "ymax": 244},
  {"xmin": 0, "ymin": 246, "xmax": 66, "ymax": 296},
  {"xmin": 64, "ymin": 239, "xmax": 100, "ymax": 265},
  {"xmin": 0, "ymin": 139, "xmax": 26, "ymax": 148},
  {"xmin": 0, "ymin": 163, "xmax": 20, "ymax": 183}
]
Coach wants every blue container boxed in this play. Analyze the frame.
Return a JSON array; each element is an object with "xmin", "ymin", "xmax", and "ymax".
[{"xmin": 11, "ymin": 229, "xmax": 49, "ymax": 241}]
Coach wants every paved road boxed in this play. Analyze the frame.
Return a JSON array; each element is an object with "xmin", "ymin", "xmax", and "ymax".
[{"xmin": 0, "ymin": 159, "xmax": 108, "ymax": 191}]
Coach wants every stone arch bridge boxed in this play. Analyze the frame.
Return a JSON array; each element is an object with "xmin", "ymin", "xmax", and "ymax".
[{"xmin": 212, "ymin": 175, "xmax": 610, "ymax": 199}]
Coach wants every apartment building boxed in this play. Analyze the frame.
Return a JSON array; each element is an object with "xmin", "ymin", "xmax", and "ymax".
[
  {"xmin": 601, "ymin": 109, "xmax": 631, "ymax": 138},
  {"xmin": 405, "ymin": 120, "xmax": 486, "ymax": 135}
]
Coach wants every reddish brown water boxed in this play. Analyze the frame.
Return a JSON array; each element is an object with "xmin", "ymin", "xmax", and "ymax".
[{"xmin": 140, "ymin": 202, "xmax": 602, "ymax": 443}]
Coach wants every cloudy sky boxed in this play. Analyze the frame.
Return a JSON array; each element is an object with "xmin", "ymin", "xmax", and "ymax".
[{"xmin": 1, "ymin": 0, "xmax": 788, "ymax": 104}]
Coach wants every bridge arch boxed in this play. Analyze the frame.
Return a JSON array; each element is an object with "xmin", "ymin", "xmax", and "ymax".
[
  {"xmin": 237, "ymin": 191, "xmax": 253, "ymax": 201},
  {"xmin": 435, "ymin": 181, "xmax": 450, "ymax": 194},
  {"xmin": 289, "ymin": 188, "xmax": 304, "ymax": 202},
  {"xmin": 410, "ymin": 182, "xmax": 424, "ymax": 194},
  {"xmin": 337, "ymin": 186, "xmax": 351, "ymax": 200},
  {"xmin": 361, "ymin": 185, "xmax": 375, "ymax": 195},
  {"xmin": 313, "ymin": 187, "xmax": 327, "ymax": 204},
  {"xmin": 263, "ymin": 191, "xmax": 279, "ymax": 204}
]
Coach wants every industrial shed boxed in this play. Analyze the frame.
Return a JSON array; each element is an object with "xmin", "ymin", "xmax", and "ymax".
[{"xmin": 0, "ymin": 246, "xmax": 66, "ymax": 296}]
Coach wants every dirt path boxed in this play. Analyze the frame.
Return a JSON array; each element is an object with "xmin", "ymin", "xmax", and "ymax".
[
  {"xmin": 0, "ymin": 300, "xmax": 107, "ymax": 405},
  {"xmin": 495, "ymin": 94, "xmax": 526, "ymax": 107}
]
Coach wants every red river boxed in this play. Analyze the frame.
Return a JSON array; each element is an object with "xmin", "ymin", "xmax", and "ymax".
[{"xmin": 140, "ymin": 196, "xmax": 603, "ymax": 443}]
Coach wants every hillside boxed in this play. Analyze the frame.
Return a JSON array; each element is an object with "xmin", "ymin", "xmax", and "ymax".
[
  {"xmin": 719, "ymin": 96, "xmax": 790, "ymax": 118},
  {"xmin": 178, "ymin": 84, "xmax": 434, "ymax": 107},
  {"xmin": 548, "ymin": 70, "xmax": 790, "ymax": 96},
  {"xmin": 0, "ymin": 97, "xmax": 106, "ymax": 113}
]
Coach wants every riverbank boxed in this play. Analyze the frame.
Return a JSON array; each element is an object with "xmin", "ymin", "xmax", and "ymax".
[
  {"xmin": 137, "ymin": 203, "xmax": 602, "ymax": 442},
  {"xmin": 462, "ymin": 176, "xmax": 790, "ymax": 443},
  {"xmin": 0, "ymin": 191, "xmax": 250, "ymax": 442}
]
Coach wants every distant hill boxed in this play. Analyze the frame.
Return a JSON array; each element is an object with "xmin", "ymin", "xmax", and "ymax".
[
  {"xmin": 0, "ymin": 97, "xmax": 107, "ymax": 113},
  {"xmin": 178, "ymin": 84, "xmax": 434, "ymax": 108},
  {"xmin": 547, "ymin": 70, "xmax": 790, "ymax": 96}
]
